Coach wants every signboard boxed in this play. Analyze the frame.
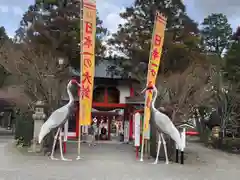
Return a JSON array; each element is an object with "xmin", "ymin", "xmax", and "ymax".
[
  {"xmin": 63, "ymin": 120, "xmax": 68, "ymax": 142},
  {"xmin": 124, "ymin": 121, "xmax": 129, "ymax": 143},
  {"xmin": 134, "ymin": 113, "xmax": 141, "ymax": 146},
  {"xmin": 181, "ymin": 128, "xmax": 186, "ymax": 150}
]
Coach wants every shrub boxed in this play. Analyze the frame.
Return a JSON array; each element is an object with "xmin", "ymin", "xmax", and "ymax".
[{"xmin": 15, "ymin": 112, "xmax": 34, "ymax": 146}]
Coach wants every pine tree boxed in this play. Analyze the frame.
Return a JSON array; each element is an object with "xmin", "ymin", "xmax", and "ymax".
[
  {"xmin": 108, "ymin": 0, "xmax": 200, "ymax": 78},
  {"xmin": 201, "ymin": 13, "xmax": 232, "ymax": 56},
  {"xmin": 15, "ymin": 0, "xmax": 108, "ymax": 69},
  {"xmin": 0, "ymin": 26, "xmax": 9, "ymax": 45}
]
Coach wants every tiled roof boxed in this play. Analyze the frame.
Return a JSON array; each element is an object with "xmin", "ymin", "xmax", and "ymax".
[{"xmin": 69, "ymin": 59, "xmax": 129, "ymax": 79}]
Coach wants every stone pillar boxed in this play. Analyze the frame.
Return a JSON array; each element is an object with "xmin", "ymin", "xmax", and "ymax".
[{"xmin": 29, "ymin": 101, "xmax": 46, "ymax": 153}]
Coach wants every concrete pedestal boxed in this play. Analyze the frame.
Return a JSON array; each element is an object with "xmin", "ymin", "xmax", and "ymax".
[{"xmin": 29, "ymin": 101, "xmax": 46, "ymax": 153}]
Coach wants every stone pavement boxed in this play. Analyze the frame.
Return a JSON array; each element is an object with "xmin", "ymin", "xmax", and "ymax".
[{"xmin": 0, "ymin": 137, "xmax": 240, "ymax": 180}]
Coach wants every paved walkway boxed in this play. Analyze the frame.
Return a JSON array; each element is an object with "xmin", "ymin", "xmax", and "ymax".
[{"xmin": 0, "ymin": 137, "xmax": 240, "ymax": 180}]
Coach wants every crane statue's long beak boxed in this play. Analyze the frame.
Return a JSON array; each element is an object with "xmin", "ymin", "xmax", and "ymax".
[
  {"xmin": 141, "ymin": 86, "xmax": 154, "ymax": 94},
  {"xmin": 75, "ymin": 82, "xmax": 81, "ymax": 88},
  {"xmin": 71, "ymin": 79, "xmax": 81, "ymax": 88},
  {"xmin": 141, "ymin": 87, "xmax": 147, "ymax": 94}
]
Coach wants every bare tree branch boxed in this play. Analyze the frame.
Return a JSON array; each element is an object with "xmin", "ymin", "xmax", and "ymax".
[{"xmin": 0, "ymin": 41, "xmax": 68, "ymax": 111}]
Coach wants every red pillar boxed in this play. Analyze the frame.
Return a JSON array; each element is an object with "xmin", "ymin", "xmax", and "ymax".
[
  {"xmin": 129, "ymin": 84, "xmax": 134, "ymax": 140},
  {"xmin": 104, "ymin": 88, "xmax": 108, "ymax": 103},
  {"xmin": 130, "ymin": 84, "xmax": 134, "ymax": 97},
  {"xmin": 129, "ymin": 111, "xmax": 133, "ymax": 140}
]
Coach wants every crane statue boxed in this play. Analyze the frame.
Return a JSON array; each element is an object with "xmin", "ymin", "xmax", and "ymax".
[
  {"xmin": 38, "ymin": 79, "xmax": 81, "ymax": 161},
  {"xmin": 141, "ymin": 84, "xmax": 184, "ymax": 164}
]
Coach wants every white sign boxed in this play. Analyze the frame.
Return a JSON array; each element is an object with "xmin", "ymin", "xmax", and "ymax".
[
  {"xmin": 134, "ymin": 113, "xmax": 141, "ymax": 146},
  {"xmin": 124, "ymin": 121, "xmax": 129, "ymax": 143},
  {"xmin": 132, "ymin": 118, "xmax": 135, "ymax": 138},
  {"xmin": 63, "ymin": 120, "xmax": 68, "ymax": 142},
  {"xmin": 144, "ymin": 124, "xmax": 150, "ymax": 140},
  {"xmin": 181, "ymin": 128, "xmax": 186, "ymax": 150}
]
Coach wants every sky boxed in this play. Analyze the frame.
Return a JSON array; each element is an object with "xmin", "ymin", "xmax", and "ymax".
[{"xmin": 0, "ymin": 0, "xmax": 240, "ymax": 38}]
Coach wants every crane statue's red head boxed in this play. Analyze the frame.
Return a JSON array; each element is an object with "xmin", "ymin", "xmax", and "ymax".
[{"xmin": 69, "ymin": 79, "xmax": 81, "ymax": 88}]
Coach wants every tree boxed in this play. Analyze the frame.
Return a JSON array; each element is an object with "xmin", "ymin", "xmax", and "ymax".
[
  {"xmin": 15, "ymin": 0, "xmax": 108, "ymax": 69},
  {"xmin": 0, "ymin": 26, "xmax": 10, "ymax": 87},
  {"xmin": 0, "ymin": 26, "xmax": 9, "ymax": 45},
  {"xmin": 156, "ymin": 60, "xmax": 214, "ymax": 123},
  {"xmin": 108, "ymin": 0, "xmax": 200, "ymax": 78},
  {"xmin": 224, "ymin": 41, "xmax": 240, "ymax": 85},
  {"xmin": 0, "ymin": 41, "xmax": 68, "ymax": 111},
  {"xmin": 201, "ymin": 13, "xmax": 232, "ymax": 56}
]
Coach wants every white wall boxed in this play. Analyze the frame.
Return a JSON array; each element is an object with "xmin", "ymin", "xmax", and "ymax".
[{"xmin": 117, "ymin": 85, "xmax": 130, "ymax": 103}]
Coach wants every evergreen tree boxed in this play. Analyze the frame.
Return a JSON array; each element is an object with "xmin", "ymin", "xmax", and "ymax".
[
  {"xmin": 15, "ymin": 0, "xmax": 108, "ymax": 69},
  {"xmin": 0, "ymin": 26, "xmax": 9, "ymax": 45},
  {"xmin": 224, "ymin": 41, "xmax": 240, "ymax": 85},
  {"xmin": 201, "ymin": 13, "xmax": 232, "ymax": 56},
  {"xmin": 108, "ymin": 0, "xmax": 200, "ymax": 78}
]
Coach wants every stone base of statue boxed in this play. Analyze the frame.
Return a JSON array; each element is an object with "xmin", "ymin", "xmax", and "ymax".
[
  {"xmin": 28, "ymin": 101, "xmax": 46, "ymax": 154},
  {"xmin": 28, "ymin": 138, "xmax": 42, "ymax": 153}
]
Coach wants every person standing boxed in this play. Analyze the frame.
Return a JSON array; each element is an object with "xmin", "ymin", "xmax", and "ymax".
[{"xmin": 88, "ymin": 121, "xmax": 97, "ymax": 146}]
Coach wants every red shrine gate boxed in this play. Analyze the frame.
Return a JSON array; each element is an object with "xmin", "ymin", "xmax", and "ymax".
[{"xmin": 65, "ymin": 77, "xmax": 136, "ymax": 141}]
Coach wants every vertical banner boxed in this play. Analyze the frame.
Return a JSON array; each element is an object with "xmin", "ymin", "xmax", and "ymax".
[
  {"xmin": 143, "ymin": 12, "xmax": 167, "ymax": 132},
  {"xmin": 80, "ymin": 0, "xmax": 96, "ymax": 126}
]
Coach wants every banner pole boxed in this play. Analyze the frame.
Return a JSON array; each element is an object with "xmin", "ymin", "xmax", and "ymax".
[
  {"xmin": 77, "ymin": 0, "xmax": 84, "ymax": 160},
  {"xmin": 140, "ymin": 12, "xmax": 158, "ymax": 162}
]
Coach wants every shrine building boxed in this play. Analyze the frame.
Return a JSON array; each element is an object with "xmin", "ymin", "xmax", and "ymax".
[{"xmin": 61, "ymin": 60, "xmax": 144, "ymax": 142}]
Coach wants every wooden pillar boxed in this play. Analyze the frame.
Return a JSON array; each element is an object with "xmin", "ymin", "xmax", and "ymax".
[{"xmin": 150, "ymin": 119, "xmax": 157, "ymax": 158}]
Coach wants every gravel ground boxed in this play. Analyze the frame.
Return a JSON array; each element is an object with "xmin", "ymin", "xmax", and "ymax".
[{"xmin": 0, "ymin": 136, "xmax": 240, "ymax": 180}]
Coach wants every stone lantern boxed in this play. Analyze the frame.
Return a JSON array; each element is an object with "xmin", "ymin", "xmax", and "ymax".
[{"xmin": 29, "ymin": 101, "xmax": 46, "ymax": 153}]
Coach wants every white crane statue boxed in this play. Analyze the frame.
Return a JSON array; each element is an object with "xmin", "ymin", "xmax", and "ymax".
[
  {"xmin": 38, "ymin": 79, "xmax": 81, "ymax": 161},
  {"xmin": 141, "ymin": 84, "xmax": 184, "ymax": 164}
]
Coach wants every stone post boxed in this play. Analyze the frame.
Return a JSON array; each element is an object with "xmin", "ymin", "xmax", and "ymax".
[{"xmin": 29, "ymin": 101, "xmax": 46, "ymax": 153}]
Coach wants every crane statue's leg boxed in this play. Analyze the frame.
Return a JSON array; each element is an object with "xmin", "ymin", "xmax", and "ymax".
[
  {"xmin": 153, "ymin": 134, "xmax": 161, "ymax": 164},
  {"xmin": 50, "ymin": 128, "xmax": 61, "ymax": 160},
  {"xmin": 175, "ymin": 144, "xmax": 179, "ymax": 163},
  {"xmin": 160, "ymin": 133, "xmax": 169, "ymax": 164},
  {"xmin": 58, "ymin": 127, "xmax": 72, "ymax": 161}
]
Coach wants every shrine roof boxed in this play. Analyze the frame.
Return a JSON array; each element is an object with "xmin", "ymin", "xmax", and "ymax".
[
  {"xmin": 69, "ymin": 59, "xmax": 137, "ymax": 81},
  {"xmin": 0, "ymin": 98, "xmax": 15, "ymax": 111}
]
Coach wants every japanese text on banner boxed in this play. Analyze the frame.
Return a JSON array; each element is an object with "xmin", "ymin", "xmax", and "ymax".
[
  {"xmin": 80, "ymin": 0, "xmax": 96, "ymax": 126},
  {"xmin": 143, "ymin": 12, "xmax": 167, "ymax": 132}
]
